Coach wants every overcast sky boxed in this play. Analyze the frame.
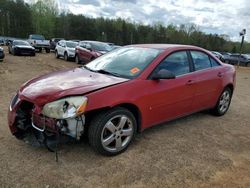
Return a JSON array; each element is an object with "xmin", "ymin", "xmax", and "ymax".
[{"xmin": 34, "ymin": 0, "xmax": 250, "ymax": 42}]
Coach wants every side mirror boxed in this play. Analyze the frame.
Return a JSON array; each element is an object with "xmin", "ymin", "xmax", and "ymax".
[
  {"xmin": 151, "ymin": 69, "xmax": 176, "ymax": 80},
  {"xmin": 86, "ymin": 47, "xmax": 92, "ymax": 51}
]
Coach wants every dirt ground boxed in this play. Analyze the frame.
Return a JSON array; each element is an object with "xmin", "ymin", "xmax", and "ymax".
[{"xmin": 0, "ymin": 46, "xmax": 250, "ymax": 188}]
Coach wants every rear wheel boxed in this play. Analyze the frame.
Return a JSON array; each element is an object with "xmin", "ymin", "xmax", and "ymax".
[
  {"xmin": 211, "ymin": 87, "xmax": 232, "ymax": 116},
  {"xmin": 88, "ymin": 107, "xmax": 136, "ymax": 156}
]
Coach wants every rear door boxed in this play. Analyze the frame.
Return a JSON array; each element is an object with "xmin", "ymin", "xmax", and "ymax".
[
  {"xmin": 143, "ymin": 50, "xmax": 196, "ymax": 128},
  {"xmin": 189, "ymin": 50, "xmax": 223, "ymax": 110}
]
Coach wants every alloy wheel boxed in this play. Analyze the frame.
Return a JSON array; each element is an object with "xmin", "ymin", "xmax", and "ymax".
[
  {"xmin": 101, "ymin": 115, "xmax": 133, "ymax": 152},
  {"xmin": 218, "ymin": 90, "xmax": 231, "ymax": 114}
]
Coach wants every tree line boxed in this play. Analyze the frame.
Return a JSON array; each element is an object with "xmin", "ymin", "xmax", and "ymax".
[{"xmin": 0, "ymin": 0, "xmax": 249, "ymax": 53}]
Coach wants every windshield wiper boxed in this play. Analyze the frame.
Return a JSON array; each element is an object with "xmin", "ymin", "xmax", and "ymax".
[
  {"xmin": 82, "ymin": 65, "xmax": 95, "ymax": 72},
  {"xmin": 96, "ymin": 69, "xmax": 123, "ymax": 77},
  {"xmin": 83, "ymin": 66, "xmax": 123, "ymax": 78}
]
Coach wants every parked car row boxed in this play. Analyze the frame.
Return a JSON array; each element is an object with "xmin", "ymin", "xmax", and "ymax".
[
  {"xmin": 54, "ymin": 40, "xmax": 116, "ymax": 64},
  {"xmin": 224, "ymin": 54, "xmax": 250, "ymax": 67},
  {"xmin": 211, "ymin": 50, "xmax": 250, "ymax": 67}
]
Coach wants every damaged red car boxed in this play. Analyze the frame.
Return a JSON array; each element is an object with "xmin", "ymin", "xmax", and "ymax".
[{"xmin": 8, "ymin": 44, "xmax": 236, "ymax": 155}]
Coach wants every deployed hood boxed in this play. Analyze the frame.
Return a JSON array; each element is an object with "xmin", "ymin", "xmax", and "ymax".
[{"xmin": 19, "ymin": 67, "xmax": 129, "ymax": 106}]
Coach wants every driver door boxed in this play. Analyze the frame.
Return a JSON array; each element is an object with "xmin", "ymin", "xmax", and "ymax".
[{"xmin": 143, "ymin": 51, "xmax": 197, "ymax": 128}]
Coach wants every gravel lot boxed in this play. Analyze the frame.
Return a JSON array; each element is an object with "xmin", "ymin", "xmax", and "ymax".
[{"xmin": 0, "ymin": 46, "xmax": 250, "ymax": 188}]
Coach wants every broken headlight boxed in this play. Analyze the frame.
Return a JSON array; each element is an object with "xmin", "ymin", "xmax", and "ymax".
[{"xmin": 42, "ymin": 96, "xmax": 87, "ymax": 119}]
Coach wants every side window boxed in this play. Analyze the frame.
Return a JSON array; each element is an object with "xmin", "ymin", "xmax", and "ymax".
[
  {"xmin": 155, "ymin": 51, "xmax": 190, "ymax": 76},
  {"xmin": 191, "ymin": 51, "xmax": 211, "ymax": 71},
  {"xmin": 210, "ymin": 57, "xmax": 221, "ymax": 67}
]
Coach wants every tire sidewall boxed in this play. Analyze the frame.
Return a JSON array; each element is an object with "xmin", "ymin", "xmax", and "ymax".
[
  {"xmin": 89, "ymin": 108, "xmax": 137, "ymax": 155},
  {"xmin": 64, "ymin": 52, "xmax": 68, "ymax": 61},
  {"xmin": 215, "ymin": 87, "xmax": 232, "ymax": 116}
]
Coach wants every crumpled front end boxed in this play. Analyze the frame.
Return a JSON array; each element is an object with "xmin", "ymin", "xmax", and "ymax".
[{"xmin": 8, "ymin": 93, "xmax": 85, "ymax": 149}]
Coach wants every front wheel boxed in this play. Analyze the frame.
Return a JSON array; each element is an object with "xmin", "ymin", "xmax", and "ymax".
[
  {"xmin": 88, "ymin": 107, "xmax": 137, "ymax": 156},
  {"xmin": 55, "ymin": 50, "xmax": 59, "ymax": 58},
  {"xmin": 64, "ymin": 52, "xmax": 69, "ymax": 61},
  {"xmin": 45, "ymin": 48, "xmax": 50, "ymax": 53},
  {"xmin": 211, "ymin": 87, "xmax": 232, "ymax": 116}
]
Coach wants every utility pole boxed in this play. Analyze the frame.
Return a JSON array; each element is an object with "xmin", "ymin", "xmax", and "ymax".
[{"xmin": 238, "ymin": 29, "xmax": 246, "ymax": 68}]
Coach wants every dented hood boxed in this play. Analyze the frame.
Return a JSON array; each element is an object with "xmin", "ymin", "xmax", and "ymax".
[{"xmin": 19, "ymin": 67, "xmax": 128, "ymax": 106}]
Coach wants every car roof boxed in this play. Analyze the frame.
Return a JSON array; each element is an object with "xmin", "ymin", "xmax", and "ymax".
[{"xmin": 128, "ymin": 44, "xmax": 203, "ymax": 50}]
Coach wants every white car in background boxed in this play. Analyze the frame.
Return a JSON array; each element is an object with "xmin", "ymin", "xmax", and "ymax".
[{"xmin": 55, "ymin": 40, "xmax": 78, "ymax": 61}]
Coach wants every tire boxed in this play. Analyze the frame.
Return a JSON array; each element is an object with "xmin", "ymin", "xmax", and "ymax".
[
  {"xmin": 75, "ymin": 54, "xmax": 80, "ymax": 64},
  {"xmin": 64, "ymin": 52, "xmax": 69, "ymax": 61},
  {"xmin": 88, "ymin": 107, "xmax": 137, "ymax": 156},
  {"xmin": 38, "ymin": 48, "xmax": 42, "ymax": 53},
  {"xmin": 211, "ymin": 87, "xmax": 232, "ymax": 116},
  {"xmin": 45, "ymin": 48, "xmax": 50, "ymax": 53},
  {"xmin": 55, "ymin": 50, "xmax": 59, "ymax": 58},
  {"xmin": 246, "ymin": 62, "xmax": 250, "ymax": 67}
]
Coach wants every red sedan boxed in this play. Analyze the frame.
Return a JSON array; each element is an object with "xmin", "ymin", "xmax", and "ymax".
[
  {"xmin": 75, "ymin": 40, "xmax": 112, "ymax": 64},
  {"xmin": 8, "ymin": 44, "xmax": 236, "ymax": 155}
]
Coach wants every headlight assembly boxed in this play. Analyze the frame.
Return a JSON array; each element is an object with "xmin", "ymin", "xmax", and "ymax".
[{"xmin": 42, "ymin": 96, "xmax": 87, "ymax": 119}]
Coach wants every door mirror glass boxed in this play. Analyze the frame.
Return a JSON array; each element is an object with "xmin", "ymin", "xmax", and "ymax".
[{"xmin": 151, "ymin": 69, "xmax": 176, "ymax": 80}]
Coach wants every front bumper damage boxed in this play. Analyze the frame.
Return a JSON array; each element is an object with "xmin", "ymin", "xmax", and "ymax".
[{"xmin": 8, "ymin": 94, "xmax": 85, "ymax": 151}]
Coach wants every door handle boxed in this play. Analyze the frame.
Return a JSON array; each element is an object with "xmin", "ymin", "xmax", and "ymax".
[
  {"xmin": 217, "ymin": 72, "xmax": 223, "ymax": 77},
  {"xmin": 186, "ymin": 80, "xmax": 195, "ymax": 85}
]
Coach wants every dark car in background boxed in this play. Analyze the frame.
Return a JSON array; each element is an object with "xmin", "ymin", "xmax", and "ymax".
[
  {"xmin": 211, "ymin": 51, "xmax": 224, "ymax": 62},
  {"xmin": 75, "ymin": 40, "xmax": 112, "ymax": 64},
  {"xmin": 8, "ymin": 40, "xmax": 35, "ymax": 56},
  {"xmin": 224, "ymin": 54, "xmax": 250, "ymax": 67},
  {"xmin": 50, "ymin": 38, "xmax": 64, "ymax": 50},
  {"xmin": 0, "ymin": 47, "xmax": 4, "ymax": 61}
]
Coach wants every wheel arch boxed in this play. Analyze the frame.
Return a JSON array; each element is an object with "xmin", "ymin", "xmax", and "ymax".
[
  {"xmin": 85, "ymin": 103, "xmax": 142, "ymax": 133},
  {"xmin": 225, "ymin": 83, "xmax": 234, "ymax": 94}
]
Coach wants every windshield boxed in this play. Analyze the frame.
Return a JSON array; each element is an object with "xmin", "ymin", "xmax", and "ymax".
[
  {"xmin": 13, "ymin": 41, "xmax": 30, "ymax": 46},
  {"xmin": 90, "ymin": 42, "xmax": 112, "ymax": 52},
  {"xmin": 66, "ymin": 41, "xmax": 78, "ymax": 48},
  {"xmin": 30, "ymin": 35, "xmax": 45, "ymax": 40},
  {"xmin": 85, "ymin": 47, "xmax": 162, "ymax": 78}
]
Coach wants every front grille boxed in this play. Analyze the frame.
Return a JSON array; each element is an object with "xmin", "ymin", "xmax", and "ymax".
[{"xmin": 18, "ymin": 49, "xmax": 34, "ymax": 54}]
